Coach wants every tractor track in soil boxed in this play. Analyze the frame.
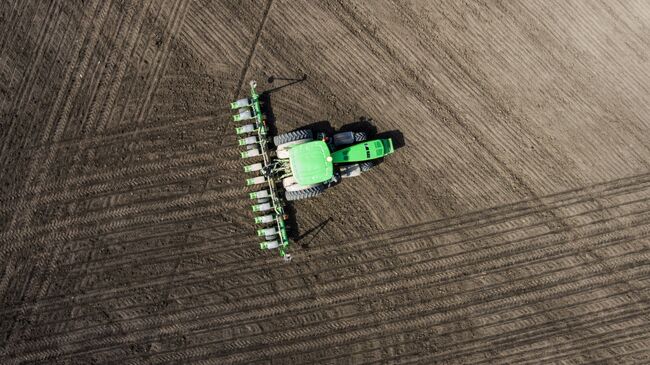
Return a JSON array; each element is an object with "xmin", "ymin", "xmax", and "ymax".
[
  {"xmin": 5, "ymin": 172, "xmax": 647, "ymax": 311},
  {"xmin": 2, "ymin": 1, "xmax": 650, "ymax": 364},
  {"xmin": 5, "ymin": 181, "xmax": 648, "ymax": 362}
]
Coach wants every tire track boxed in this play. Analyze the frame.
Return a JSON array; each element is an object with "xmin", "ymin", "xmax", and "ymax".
[
  {"xmin": 165, "ymin": 175, "xmax": 650, "ymax": 292},
  {"xmin": 0, "ymin": 194, "xmax": 245, "ymax": 271},
  {"xmin": 1, "ymin": 1, "xmax": 57, "ymax": 112},
  {"xmin": 337, "ymin": 0, "xmax": 575, "ymax": 196},
  {"xmin": 134, "ymin": 0, "xmax": 190, "ymax": 127},
  {"xmin": 13, "ymin": 236, "xmax": 644, "ymax": 362},
  {"xmin": 1, "ymin": 137, "xmax": 237, "ymax": 202},
  {"xmin": 0, "ymin": 7, "xmax": 74, "ymax": 170},
  {"xmin": 85, "ymin": 136, "xmax": 233, "ymax": 173},
  {"xmin": 232, "ymin": 0, "xmax": 274, "ymax": 100},
  {"xmin": 590, "ymin": 347, "xmax": 650, "ymax": 365},
  {"xmin": 128, "ymin": 241, "xmax": 649, "ymax": 364},
  {"xmin": 0, "ymin": 0, "xmax": 27, "ymax": 58},
  {"xmin": 0, "ymin": 165, "xmax": 242, "ymax": 253},
  {"xmin": 388, "ymin": 291, "xmax": 649, "ymax": 364},
  {"xmin": 57, "ymin": 224, "xmax": 242, "ymax": 278},
  {"xmin": 26, "ymin": 0, "xmax": 114, "ymax": 190},
  {"xmin": 8, "ymin": 205, "xmax": 649, "ymax": 362},
  {"xmin": 12, "ymin": 239, "xmax": 644, "ymax": 361},
  {"xmin": 58, "ymin": 0, "xmax": 153, "ymax": 335},
  {"xmin": 92, "ymin": 0, "xmax": 154, "ymax": 138},
  {"xmin": 374, "ymin": 314, "xmax": 650, "ymax": 365},
  {"xmin": 19, "ymin": 173, "xmax": 650, "ymax": 290},
  {"xmin": 4, "ymin": 175, "xmax": 646, "ymax": 319},
  {"xmin": 312, "ymin": 174, "xmax": 650, "ymax": 255},
  {"xmin": 49, "ymin": 192, "xmax": 650, "ymax": 300},
  {"xmin": 0, "ymin": 1, "xmax": 62, "ymax": 160},
  {"xmin": 109, "ymin": 0, "xmax": 162, "ymax": 129},
  {"xmin": 1, "ymin": 148, "xmax": 238, "ymax": 220},
  {"xmin": 0, "ymin": 1, "xmax": 51, "ymax": 109},
  {"xmin": 0, "ymin": 259, "xmax": 16, "ymax": 304},
  {"xmin": 29, "ymin": 193, "xmax": 632, "ymax": 322},
  {"xmin": 65, "ymin": 0, "xmax": 149, "ymax": 170},
  {"xmin": 0, "ymin": 0, "xmax": 109, "ymax": 354},
  {"xmin": 60, "ymin": 227, "xmax": 243, "ymax": 278},
  {"xmin": 4, "ymin": 2, "xmax": 650, "ymax": 363},
  {"xmin": 4, "ymin": 0, "xmax": 112, "ymax": 241},
  {"xmin": 3, "ymin": 106, "xmax": 644, "ymax": 360},
  {"xmin": 59, "ymin": 213, "xmax": 244, "ymax": 254},
  {"xmin": 103, "ymin": 250, "xmax": 650, "ymax": 365},
  {"xmin": 107, "ymin": 215, "xmax": 648, "ymax": 360},
  {"xmin": 238, "ymin": 306, "xmax": 650, "ymax": 365},
  {"xmin": 319, "ymin": 288, "xmax": 640, "ymax": 364},
  {"xmin": 0, "ymin": 186, "xmax": 247, "ymax": 252},
  {"xmin": 478, "ymin": 322, "xmax": 650, "ymax": 365},
  {"xmin": 180, "ymin": 2, "xmax": 238, "ymax": 69},
  {"xmin": 162, "ymin": 173, "xmax": 649, "ymax": 288},
  {"xmin": 13, "ymin": 114, "xmax": 215, "ymax": 156}
]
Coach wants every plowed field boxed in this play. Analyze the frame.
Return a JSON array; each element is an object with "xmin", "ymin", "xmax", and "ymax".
[{"xmin": 2, "ymin": 1, "xmax": 650, "ymax": 364}]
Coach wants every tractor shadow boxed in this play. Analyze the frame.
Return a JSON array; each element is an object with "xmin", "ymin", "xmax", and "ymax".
[
  {"xmin": 258, "ymin": 73, "xmax": 308, "ymax": 137},
  {"xmin": 265, "ymin": 74, "xmax": 307, "ymax": 93},
  {"xmin": 295, "ymin": 217, "xmax": 333, "ymax": 249},
  {"xmin": 258, "ymin": 91, "xmax": 278, "ymax": 137}
]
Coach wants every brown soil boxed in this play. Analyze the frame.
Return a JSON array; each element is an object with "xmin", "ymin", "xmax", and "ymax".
[{"xmin": 2, "ymin": 1, "xmax": 650, "ymax": 364}]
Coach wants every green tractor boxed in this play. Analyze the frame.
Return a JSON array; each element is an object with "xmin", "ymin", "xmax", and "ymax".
[
  {"xmin": 272, "ymin": 129, "xmax": 393, "ymax": 200},
  {"xmin": 231, "ymin": 81, "xmax": 394, "ymax": 260}
]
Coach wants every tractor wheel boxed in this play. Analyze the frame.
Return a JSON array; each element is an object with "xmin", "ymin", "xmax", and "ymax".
[
  {"xmin": 285, "ymin": 184, "xmax": 326, "ymax": 201},
  {"xmin": 273, "ymin": 129, "xmax": 313, "ymax": 147},
  {"xmin": 274, "ymin": 129, "xmax": 313, "ymax": 159},
  {"xmin": 283, "ymin": 176, "xmax": 319, "ymax": 192},
  {"xmin": 354, "ymin": 132, "xmax": 367, "ymax": 142},
  {"xmin": 359, "ymin": 161, "xmax": 374, "ymax": 172}
]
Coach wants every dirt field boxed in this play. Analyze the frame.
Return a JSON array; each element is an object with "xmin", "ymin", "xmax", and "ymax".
[{"xmin": 1, "ymin": 0, "xmax": 650, "ymax": 363}]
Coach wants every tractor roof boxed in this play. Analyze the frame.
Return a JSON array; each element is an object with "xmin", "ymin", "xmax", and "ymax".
[
  {"xmin": 330, "ymin": 138, "xmax": 394, "ymax": 163},
  {"xmin": 289, "ymin": 141, "xmax": 333, "ymax": 185}
]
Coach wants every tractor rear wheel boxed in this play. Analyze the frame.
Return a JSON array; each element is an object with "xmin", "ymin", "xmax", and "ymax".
[
  {"xmin": 273, "ymin": 129, "xmax": 313, "ymax": 146},
  {"xmin": 285, "ymin": 184, "xmax": 326, "ymax": 201},
  {"xmin": 354, "ymin": 132, "xmax": 367, "ymax": 142},
  {"xmin": 274, "ymin": 129, "xmax": 313, "ymax": 159}
]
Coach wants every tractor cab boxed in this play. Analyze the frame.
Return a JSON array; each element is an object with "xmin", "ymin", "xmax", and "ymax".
[{"xmin": 330, "ymin": 139, "xmax": 394, "ymax": 163}]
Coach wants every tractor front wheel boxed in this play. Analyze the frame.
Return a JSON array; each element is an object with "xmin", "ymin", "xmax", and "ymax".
[{"xmin": 274, "ymin": 129, "xmax": 313, "ymax": 159}]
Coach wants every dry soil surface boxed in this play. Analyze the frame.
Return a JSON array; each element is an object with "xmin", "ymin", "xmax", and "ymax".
[{"xmin": 1, "ymin": 0, "xmax": 650, "ymax": 364}]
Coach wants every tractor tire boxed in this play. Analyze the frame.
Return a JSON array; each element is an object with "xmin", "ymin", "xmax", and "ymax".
[
  {"xmin": 354, "ymin": 132, "xmax": 367, "ymax": 142},
  {"xmin": 282, "ymin": 176, "xmax": 319, "ymax": 192},
  {"xmin": 275, "ymin": 129, "xmax": 313, "ymax": 159},
  {"xmin": 285, "ymin": 184, "xmax": 326, "ymax": 201},
  {"xmin": 359, "ymin": 161, "xmax": 374, "ymax": 172},
  {"xmin": 273, "ymin": 129, "xmax": 313, "ymax": 147}
]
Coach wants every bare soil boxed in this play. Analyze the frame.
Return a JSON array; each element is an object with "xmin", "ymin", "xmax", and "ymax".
[{"xmin": 1, "ymin": 0, "xmax": 650, "ymax": 364}]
